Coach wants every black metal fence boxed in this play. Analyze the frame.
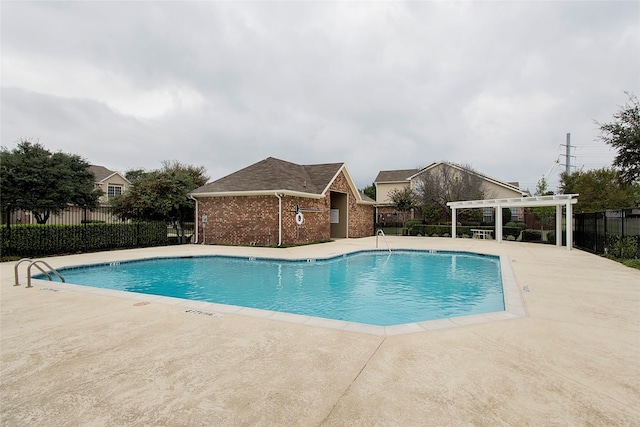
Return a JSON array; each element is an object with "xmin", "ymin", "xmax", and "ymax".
[
  {"xmin": 1, "ymin": 205, "xmax": 194, "ymax": 258},
  {"xmin": 574, "ymin": 208, "xmax": 640, "ymax": 259}
]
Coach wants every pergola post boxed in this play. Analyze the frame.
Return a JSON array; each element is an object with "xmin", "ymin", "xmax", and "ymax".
[
  {"xmin": 555, "ymin": 205, "xmax": 563, "ymax": 247},
  {"xmin": 451, "ymin": 207, "xmax": 457, "ymax": 239},
  {"xmin": 495, "ymin": 205, "xmax": 503, "ymax": 242},
  {"xmin": 566, "ymin": 200, "xmax": 573, "ymax": 250}
]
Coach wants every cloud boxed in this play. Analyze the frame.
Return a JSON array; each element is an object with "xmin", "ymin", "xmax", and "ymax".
[
  {"xmin": 3, "ymin": 53, "xmax": 205, "ymax": 119},
  {"xmin": 1, "ymin": 1, "xmax": 638, "ymax": 192}
]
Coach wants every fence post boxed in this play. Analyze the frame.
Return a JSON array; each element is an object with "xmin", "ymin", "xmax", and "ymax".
[
  {"xmin": 592, "ymin": 213, "xmax": 596, "ymax": 250},
  {"xmin": 83, "ymin": 205, "xmax": 88, "ymax": 252},
  {"xmin": 603, "ymin": 212, "xmax": 607, "ymax": 254},
  {"xmin": 136, "ymin": 208, "xmax": 141, "ymax": 247},
  {"xmin": 5, "ymin": 205, "xmax": 11, "ymax": 257}
]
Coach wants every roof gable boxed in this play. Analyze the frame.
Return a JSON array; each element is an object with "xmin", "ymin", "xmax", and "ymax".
[
  {"xmin": 411, "ymin": 162, "xmax": 527, "ymax": 195},
  {"xmin": 89, "ymin": 165, "xmax": 128, "ymax": 184},
  {"xmin": 374, "ymin": 168, "xmax": 420, "ymax": 183},
  {"xmin": 191, "ymin": 157, "xmax": 345, "ymax": 197}
]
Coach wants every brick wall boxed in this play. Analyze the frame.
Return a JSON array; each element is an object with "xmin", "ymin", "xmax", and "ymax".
[
  {"xmin": 197, "ymin": 195, "xmax": 332, "ymax": 246},
  {"xmin": 197, "ymin": 196, "xmax": 277, "ymax": 246},
  {"xmin": 196, "ymin": 171, "xmax": 374, "ymax": 246},
  {"xmin": 328, "ymin": 173, "xmax": 374, "ymax": 238}
]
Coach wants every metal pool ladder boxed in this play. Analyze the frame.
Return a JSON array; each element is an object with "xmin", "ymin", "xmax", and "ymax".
[
  {"xmin": 14, "ymin": 258, "xmax": 65, "ymax": 288},
  {"xmin": 376, "ymin": 229, "xmax": 391, "ymax": 253}
]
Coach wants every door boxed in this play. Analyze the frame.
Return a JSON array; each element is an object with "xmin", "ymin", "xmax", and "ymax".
[{"xmin": 330, "ymin": 191, "xmax": 348, "ymax": 238}]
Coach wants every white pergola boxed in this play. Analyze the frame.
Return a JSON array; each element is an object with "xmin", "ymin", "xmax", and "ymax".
[{"xmin": 447, "ymin": 194, "xmax": 579, "ymax": 250}]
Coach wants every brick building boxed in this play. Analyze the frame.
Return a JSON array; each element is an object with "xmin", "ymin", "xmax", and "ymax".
[{"xmin": 189, "ymin": 157, "xmax": 375, "ymax": 246}]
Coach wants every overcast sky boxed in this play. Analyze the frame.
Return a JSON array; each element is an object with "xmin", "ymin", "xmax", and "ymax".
[{"xmin": 2, "ymin": 1, "xmax": 638, "ymax": 193}]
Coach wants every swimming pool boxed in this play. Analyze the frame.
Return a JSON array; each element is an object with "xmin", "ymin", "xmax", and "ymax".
[{"xmin": 42, "ymin": 250, "xmax": 505, "ymax": 327}]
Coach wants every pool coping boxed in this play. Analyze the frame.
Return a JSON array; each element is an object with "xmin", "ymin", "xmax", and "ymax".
[{"xmin": 27, "ymin": 249, "xmax": 527, "ymax": 336}]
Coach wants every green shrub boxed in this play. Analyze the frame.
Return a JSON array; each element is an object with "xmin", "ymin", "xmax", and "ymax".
[
  {"xmin": 521, "ymin": 229, "xmax": 542, "ymax": 242},
  {"xmin": 0, "ymin": 222, "xmax": 168, "ymax": 258},
  {"xmin": 408, "ymin": 224, "xmax": 457, "ymax": 237},
  {"xmin": 504, "ymin": 221, "xmax": 526, "ymax": 229},
  {"xmin": 547, "ymin": 231, "xmax": 555, "ymax": 243},
  {"xmin": 607, "ymin": 235, "xmax": 639, "ymax": 259},
  {"xmin": 502, "ymin": 227, "xmax": 522, "ymax": 239},
  {"xmin": 405, "ymin": 219, "xmax": 423, "ymax": 228}
]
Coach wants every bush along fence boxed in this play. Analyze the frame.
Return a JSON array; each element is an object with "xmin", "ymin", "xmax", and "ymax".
[
  {"xmin": 404, "ymin": 224, "xmax": 525, "ymax": 239},
  {"xmin": 1, "ymin": 205, "xmax": 194, "ymax": 259},
  {"xmin": 574, "ymin": 208, "xmax": 640, "ymax": 259},
  {"xmin": 387, "ymin": 220, "xmax": 563, "ymax": 244}
]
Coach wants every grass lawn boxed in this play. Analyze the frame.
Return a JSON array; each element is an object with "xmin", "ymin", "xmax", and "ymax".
[{"xmin": 605, "ymin": 256, "xmax": 640, "ymax": 270}]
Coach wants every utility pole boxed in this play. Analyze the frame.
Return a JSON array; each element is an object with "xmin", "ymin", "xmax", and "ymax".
[
  {"xmin": 560, "ymin": 132, "xmax": 575, "ymax": 175},
  {"xmin": 565, "ymin": 133, "xmax": 571, "ymax": 175}
]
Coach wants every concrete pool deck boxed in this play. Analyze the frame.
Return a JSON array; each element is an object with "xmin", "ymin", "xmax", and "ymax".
[{"xmin": 1, "ymin": 237, "xmax": 639, "ymax": 425}]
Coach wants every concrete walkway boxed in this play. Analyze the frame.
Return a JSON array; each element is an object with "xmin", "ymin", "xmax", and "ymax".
[{"xmin": 1, "ymin": 237, "xmax": 638, "ymax": 426}]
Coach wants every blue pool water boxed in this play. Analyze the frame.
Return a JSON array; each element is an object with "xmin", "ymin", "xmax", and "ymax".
[{"xmin": 43, "ymin": 250, "xmax": 504, "ymax": 326}]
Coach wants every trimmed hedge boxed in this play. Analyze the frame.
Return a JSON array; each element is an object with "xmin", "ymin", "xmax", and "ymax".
[
  {"xmin": 502, "ymin": 227, "xmax": 522, "ymax": 239},
  {"xmin": 1, "ymin": 222, "xmax": 168, "ymax": 258},
  {"xmin": 407, "ymin": 224, "xmax": 452, "ymax": 236},
  {"xmin": 546, "ymin": 231, "xmax": 563, "ymax": 245},
  {"xmin": 407, "ymin": 224, "xmax": 522, "ymax": 239},
  {"xmin": 521, "ymin": 229, "xmax": 542, "ymax": 242}
]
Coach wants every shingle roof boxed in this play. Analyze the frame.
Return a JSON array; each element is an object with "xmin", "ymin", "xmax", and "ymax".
[
  {"xmin": 89, "ymin": 165, "xmax": 117, "ymax": 182},
  {"xmin": 374, "ymin": 162, "xmax": 527, "ymax": 196},
  {"xmin": 190, "ymin": 157, "xmax": 344, "ymax": 195},
  {"xmin": 374, "ymin": 169, "xmax": 419, "ymax": 183},
  {"xmin": 410, "ymin": 162, "xmax": 527, "ymax": 195}
]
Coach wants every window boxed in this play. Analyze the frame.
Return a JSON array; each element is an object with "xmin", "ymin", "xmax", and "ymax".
[
  {"xmin": 483, "ymin": 207, "xmax": 493, "ymax": 223},
  {"xmin": 511, "ymin": 209, "xmax": 521, "ymax": 222},
  {"xmin": 108, "ymin": 184, "xmax": 123, "ymax": 199}
]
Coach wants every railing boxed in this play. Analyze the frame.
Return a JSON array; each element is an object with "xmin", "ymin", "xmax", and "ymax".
[
  {"xmin": 14, "ymin": 258, "xmax": 66, "ymax": 288},
  {"xmin": 376, "ymin": 229, "xmax": 391, "ymax": 253},
  {"xmin": 574, "ymin": 208, "xmax": 640, "ymax": 258}
]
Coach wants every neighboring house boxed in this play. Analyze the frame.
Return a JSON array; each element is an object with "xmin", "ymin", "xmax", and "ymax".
[
  {"xmin": 89, "ymin": 165, "xmax": 130, "ymax": 205},
  {"xmin": 4, "ymin": 165, "xmax": 129, "ymax": 225},
  {"xmin": 189, "ymin": 157, "xmax": 376, "ymax": 246},
  {"xmin": 374, "ymin": 161, "xmax": 529, "ymax": 223}
]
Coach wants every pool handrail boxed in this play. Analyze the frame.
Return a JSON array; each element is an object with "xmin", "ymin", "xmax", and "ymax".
[
  {"xmin": 14, "ymin": 258, "xmax": 66, "ymax": 288},
  {"xmin": 14, "ymin": 258, "xmax": 36, "ymax": 286},
  {"xmin": 376, "ymin": 229, "xmax": 391, "ymax": 253}
]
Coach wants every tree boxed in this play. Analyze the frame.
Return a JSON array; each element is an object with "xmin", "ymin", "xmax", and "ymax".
[
  {"xmin": 0, "ymin": 140, "xmax": 102, "ymax": 224},
  {"xmin": 124, "ymin": 168, "xmax": 149, "ymax": 184},
  {"xmin": 388, "ymin": 186, "xmax": 417, "ymax": 233},
  {"xmin": 160, "ymin": 160, "xmax": 208, "ymax": 188},
  {"xmin": 597, "ymin": 92, "xmax": 640, "ymax": 184},
  {"xmin": 111, "ymin": 161, "xmax": 209, "ymax": 242},
  {"xmin": 531, "ymin": 176, "xmax": 555, "ymax": 230},
  {"xmin": 361, "ymin": 183, "xmax": 376, "ymax": 201},
  {"xmin": 414, "ymin": 163, "xmax": 485, "ymax": 223},
  {"xmin": 560, "ymin": 168, "xmax": 636, "ymax": 213}
]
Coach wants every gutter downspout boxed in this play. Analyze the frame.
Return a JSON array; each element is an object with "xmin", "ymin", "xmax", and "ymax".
[
  {"xmin": 189, "ymin": 195, "xmax": 198, "ymax": 244},
  {"xmin": 275, "ymin": 193, "xmax": 283, "ymax": 246}
]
